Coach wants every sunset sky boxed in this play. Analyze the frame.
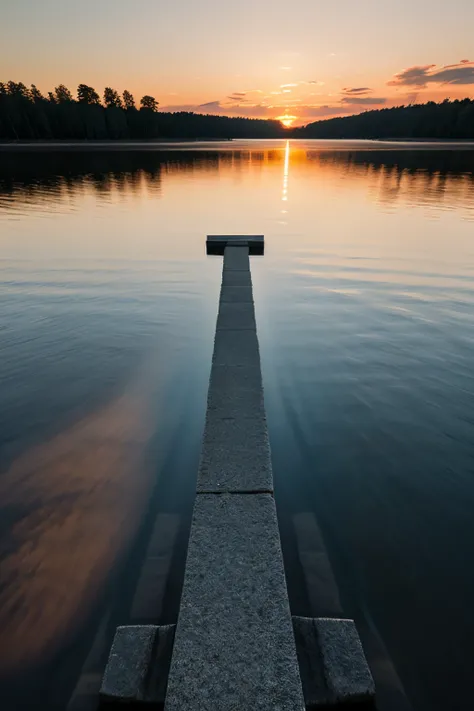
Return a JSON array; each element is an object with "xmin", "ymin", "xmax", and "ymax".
[{"xmin": 2, "ymin": 0, "xmax": 474, "ymax": 126}]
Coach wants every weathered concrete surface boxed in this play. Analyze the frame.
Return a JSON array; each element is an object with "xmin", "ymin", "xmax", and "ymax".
[
  {"xmin": 222, "ymin": 268, "xmax": 252, "ymax": 287},
  {"xmin": 100, "ymin": 626, "xmax": 156, "ymax": 703},
  {"xmin": 222, "ymin": 245, "xmax": 251, "ymax": 270},
  {"xmin": 292, "ymin": 616, "xmax": 375, "ymax": 707},
  {"xmin": 216, "ymin": 301, "xmax": 257, "ymax": 330},
  {"xmin": 212, "ymin": 329, "xmax": 260, "ymax": 366},
  {"xmin": 145, "ymin": 625, "xmax": 176, "ymax": 706},
  {"xmin": 165, "ymin": 240, "xmax": 304, "ymax": 711},
  {"xmin": 199, "ymin": 246, "xmax": 270, "ymax": 493},
  {"xmin": 100, "ymin": 624, "xmax": 175, "ymax": 705},
  {"xmin": 164, "ymin": 495, "xmax": 305, "ymax": 711},
  {"xmin": 206, "ymin": 365, "xmax": 264, "ymax": 418},
  {"xmin": 220, "ymin": 285, "xmax": 253, "ymax": 302},
  {"xmin": 292, "ymin": 616, "xmax": 331, "ymax": 706},
  {"xmin": 315, "ymin": 618, "xmax": 375, "ymax": 704},
  {"xmin": 198, "ymin": 408, "xmax": 272, "ymax": 492}
]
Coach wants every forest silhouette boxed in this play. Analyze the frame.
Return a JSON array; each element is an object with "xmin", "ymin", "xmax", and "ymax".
[
  {"xmin": 296, "ymin": 99, "xmax": 474, "ymax": 139},
  {"xmin": 1, "ymin": 81, "xmax": 473, "ymax": 140},
  {"xmin": 0, "ymin": 82, "xmax": 284, "ymax": 140}
]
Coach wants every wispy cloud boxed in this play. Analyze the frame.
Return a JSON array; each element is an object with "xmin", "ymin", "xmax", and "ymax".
[
  {"xmin": 227, "ymin": 92, "xmax": 249, "ymax": 102},
  {"xmin": 341, "ymin": 96, "xmax": 387, "ymax": 105},
  {"xmin": 199, "ymin": 100, "xmax": 222, "ymax": 109},
  {"xmin": 280, "ymin": 83, "xmax": 298, "ymax": 88},
  {"xmin": 388, "ymin": 60, "xmax": 474, "ymax": 87},
  {"xmin": 342, "ymin": 87, "xmax": 372, "ymax": 95}
]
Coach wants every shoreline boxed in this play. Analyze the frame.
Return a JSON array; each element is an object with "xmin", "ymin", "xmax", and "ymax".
[{"xmin": 1, "ymin": 137, "xmax": 474, "ymax": 151}]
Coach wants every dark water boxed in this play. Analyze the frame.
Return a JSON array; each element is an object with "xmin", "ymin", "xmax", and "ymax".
[{"xmin": 1, "ymin": 140, "xmax": 474, "ymax": 711}]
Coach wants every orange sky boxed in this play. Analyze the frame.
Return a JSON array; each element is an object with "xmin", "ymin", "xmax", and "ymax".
[{"xmin": 2, "ymin": 0, "xmax": 474, "ymax": 126}]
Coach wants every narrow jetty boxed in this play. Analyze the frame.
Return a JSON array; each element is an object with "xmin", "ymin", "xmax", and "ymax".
[
  {"xmin": 99, "ymin": 235, "xmax": 375, "ymax": 710},
  {"xmin": 164, "ymin": 235, "xmax": 304, "ymax": 710}
]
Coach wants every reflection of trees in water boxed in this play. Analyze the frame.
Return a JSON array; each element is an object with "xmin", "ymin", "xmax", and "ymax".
[
  {"xmin": 1, "ymin": 148, "xmax": 474, "ymax": 214},
  {"xmin": 306, "ymin": 150, "xmax": 474, "ymax": 212},
  {"xmin": 0, "ymin": 152, "xmax": 164, "ymax": 207},
  {"xmin": 0, "ymin": 150, "xmax": 284, "ymax": 209}
]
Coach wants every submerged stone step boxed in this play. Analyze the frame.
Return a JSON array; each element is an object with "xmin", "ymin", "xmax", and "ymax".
[
  {"xmin": 293, "ymin": 512, "xmax": 344, "ymax": 618},
  {"xmin": 293, "ymin": 616, "xmax": 375, "ymax": 707},
  {"xmin": 100, "ymin": 624, "xmax": 175, "ymax": 706},
  {"xmin": 131, "ymin": 514, "xmax": 180, "ymax": 622},
  {"xmin": 316, "ymin": 617, "xmax": 375, "ymax": 704}
]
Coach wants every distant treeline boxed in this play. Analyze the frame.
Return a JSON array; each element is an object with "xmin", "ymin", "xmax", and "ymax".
[
  {"xmin": 295, "ymin": 99, "xmax": 474, "ymax": 139},
  {"xmin": 0, "ymin": 81, "xmax": 284, "ymax": 140},
  {"xmin": 2, "ymin": 82, "xmax": 474, "ymax": 141}
]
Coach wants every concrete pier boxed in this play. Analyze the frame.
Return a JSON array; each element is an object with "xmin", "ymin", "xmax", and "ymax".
[
  {"xmin": 164, "ymin": 237, "xmax": 305, "ymax": 710},
  {"xmin": 99, "ymin": 234, "xmax": 376, "ymax": 710}
]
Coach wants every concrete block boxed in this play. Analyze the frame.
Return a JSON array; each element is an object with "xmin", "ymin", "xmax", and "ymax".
[
  {"xmin": 315, "ymin": 618, "xmax": 375, "ymax": 703},
  {"xmin": 207, "ymin": 365, "xmax": 264, "ymax": 419},
  {"xmin": 100, "ymin": 625, "xmax": 156, "ymax": 703},
  {"xmin": 219, "ymin": 285, "xmax": 254, "ymax": 303},
  {"xmin": 145, "ymin": 625, "xmax": 176, "ymax": 706},
  {"xmin": 216, "ymin": 301, "xmax": 256, "ymax": 330},
  {"xmin": 223, "ymin": 245, "xmax": 250, "ymax": 270},
  {"xmin": 198, "ymin": 414, "xmax": 273, "ymax": 492},
  {"xmin": 293, "ymin": 616, "xmax": 375, "ymax": 706},
  {"xmin": 164, "ymin": 494, "xmax": 305, "ymax": 711},
  {"xmin": 100, "ymin": 624, "xmax": 176, "ymax": 705},
  {"xmin": 212, "ymin": 329, "xmax": 260, "ymax": 366},
  {"xmin": 292, "ymin": 616, "xmax": 330, "ymax": 706},
  {"xmin": 222, "ymin": 269, "xmax": 252, "ymax": 287},
  {"xmin": 207, "ymin": 234, "xmax": 264, "ymax": 255}
]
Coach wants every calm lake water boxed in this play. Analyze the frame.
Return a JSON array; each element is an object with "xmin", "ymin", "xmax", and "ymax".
[{"xmin": 1, "ymin": 140, "xmax": 474, "ymax": 711}]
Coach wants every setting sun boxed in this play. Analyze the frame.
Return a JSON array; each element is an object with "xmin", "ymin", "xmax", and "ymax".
[{"xmin": 277, "ymin": 114, "xmax": 297, "ymax": 128}]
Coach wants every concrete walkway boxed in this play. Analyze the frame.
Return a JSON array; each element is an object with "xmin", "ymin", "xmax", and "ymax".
[{"xmin": 163, "ymin": 242, "xmax": 305, "ymax": 710}]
